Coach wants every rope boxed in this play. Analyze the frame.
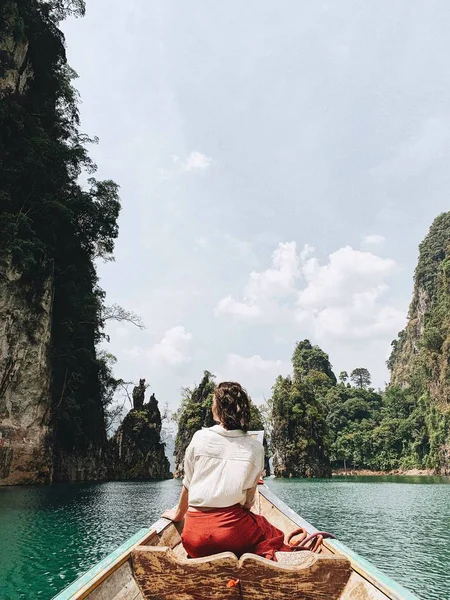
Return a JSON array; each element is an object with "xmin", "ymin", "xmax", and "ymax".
[{"xmin": 287, "ymin": 527, "xmax": 336, "ymax": 553}]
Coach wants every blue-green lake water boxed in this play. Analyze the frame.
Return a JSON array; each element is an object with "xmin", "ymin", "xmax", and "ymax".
[{"xmin": 0, "ymin": 476, "xmax": 449, "ymax": 600}]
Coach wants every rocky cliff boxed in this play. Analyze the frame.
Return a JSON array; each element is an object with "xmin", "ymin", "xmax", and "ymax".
[
  {"xmin": 271, "ymin": 341, "xmax": 333, "ymax": 478},
  {"xmin": 0, "ymin": 1, "xmax": 121, "ymax": 484},
  {"xmin": 0, "ymin": 259, "xmax": 53, "ymax": 483},
  {"xmin": 389, "ymin": 212, "xmax": 450, "ymax": 406},
  {"xmin": 0, "ymin": 7, "xmax": 53, "ymax": 484},
  {"xmin": 109, "ymin": 394, "xmax": 172, "ymax": 480}
]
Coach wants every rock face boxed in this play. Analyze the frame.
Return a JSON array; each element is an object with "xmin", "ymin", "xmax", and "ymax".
[
  {"xmin": 109, "ymin": 394, "xmax": 172, "ymax": 480},
  {"xmin": 1, "ymin": 1, "xmax": 119, "ymax": 485},
  {"xmin": 270, "ymin": 341, "xmax": 333, "ymax": 478},
  {"xmin": 388, "ymin": 212, "xmax": 450, "ymax": 406},
  {"xmin": 0, "ymin": 260, "xmax": 53, "ymax": 484},
  {"xmin": 0, "ymin": 4, "xmax": 52, "ymax": 485}
]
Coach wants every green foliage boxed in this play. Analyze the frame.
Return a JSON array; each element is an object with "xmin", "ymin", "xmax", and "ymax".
[
  {"xmin": 389, "ymin": 212, "xmax": 450, "ymax": 402},
  {"xmin": 414, "ymin": 212, "xmax": 450, "ymax": 300},
  {"xmin": 269, "ymin": 337, "xmax": 449, "ymax": 475},
  {"xmin": 326, "ymin": 384, "xmax": 448, "ymax": 472},
  {"xmin": 0, "ymin": 2, "xmax": 121, "ymax": 458},
  {"xmin": 174, "ymin": 371, "xmax": 216, "ymax": 476},
  {"xmin": 271, "ymin": 340, "xmax": 333, "ymax": 478},
  {"xmin": 350, "ymin": 368, "xmax": 372, "ymax": 389},
  {"xmin": 292, "ymin": 339, "xmax": 337, "ymax": 385},
  {"xmin": 339, "ymin": 371, "xmax": 349, "ymax": 384}
]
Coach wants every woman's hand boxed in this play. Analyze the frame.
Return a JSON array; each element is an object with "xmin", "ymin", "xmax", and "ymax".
[
  {"xmin": 162, "ymin": 486, "xmax": 189, "ymax": 522},
  {"xmin": 162, "ymin": 508, "xmax": 184, "ymax": 522}
]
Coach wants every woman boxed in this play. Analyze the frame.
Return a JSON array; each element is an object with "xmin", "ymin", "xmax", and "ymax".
[{"xmin": 162, "ymin": 381, "xmax": 292, "ymax": 560}]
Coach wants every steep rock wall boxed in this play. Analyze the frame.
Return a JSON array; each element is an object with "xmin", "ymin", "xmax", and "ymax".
[
  {"xmin": 109, "ymin": 395, "xmax": 172, "ymax": 480},
  {"xmin": 389, "ymin": 212, "xmax": 450, "ymax": 406},
  {"xmin": 0, "ymin": 260, "xmax": 53, "ymax": 484}
]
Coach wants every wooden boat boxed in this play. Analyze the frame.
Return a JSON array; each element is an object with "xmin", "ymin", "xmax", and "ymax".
[{"xmin": 52, "ymin": 484, "xmax": 419, "ymax": 600}]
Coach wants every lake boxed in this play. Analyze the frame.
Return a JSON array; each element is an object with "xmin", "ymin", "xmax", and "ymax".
[{"xmin": 0, "ymin": 476, "xmax": 448, "ymax": 600}]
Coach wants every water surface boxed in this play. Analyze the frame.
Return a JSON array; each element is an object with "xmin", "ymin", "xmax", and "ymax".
[{"xmin": 0, "ymin": 476, "xmax": 448, "ymax": 600}]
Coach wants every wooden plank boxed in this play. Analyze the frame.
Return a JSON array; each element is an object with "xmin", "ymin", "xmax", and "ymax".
[
  {"xmin": 52, "ymin": 528, "xmax": 153, "ymax": 600},
  {"xmin": 258, "ymin": 486, "xmax": 420, "ymax": 600},
  {"xmin": 238, "ymin": 552, "xmax": 351, "ymax": 600},
  {"xmin": 51, "ymin": 517, "xmax": 179, "ymax": 600},
  {"xmin": 131, "ymin": 546, "xmax": 240, "ymax": 600},
  {"xmin": 86, "ymin": 561, "xmax": 143, "ymax": 600},
  {"xmin": 340, "ymin": 573, "xmax": 390, "ymax": 600}
]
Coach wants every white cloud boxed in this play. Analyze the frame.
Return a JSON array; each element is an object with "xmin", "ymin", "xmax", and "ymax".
[
  {"xmin": 181, "ymin": 151, "xmax": 212, "ymax": 172},
  {"xmin": 362, "ymin": 234, "xmax": 386, "ymax": 246},
  {"xmin": 297, "ymin": 246, "xmax": 396, "ymax": 309},
  {"xmin": 296, "ymin": 246, "xmax": 404, "ymax": 339},
  {"xmin": 122, "ymin": 327, "xmax": 193, "ymax": 369},
  {"xmin": 214, "ymin": 296, "xmax": 262, "ymax": 318},
  {"xmin": 214, "ymin": 241, "xmax": 300, "ymax": 320},
  {"xmin": 147, "ymin": 326, "xmax": 192, "ymax": 367},
  {"xmin": 216, "ymin": 241, "xmax": 405, "ymax": 341},
  {"xmin": 223, "ymin": 353, "xmax": 284, "ymax": 373}
]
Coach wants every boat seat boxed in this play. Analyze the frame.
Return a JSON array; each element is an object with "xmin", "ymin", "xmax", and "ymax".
[{"xmin": 131, "ymin": 546, "xmax": 351, "ymax": 600}]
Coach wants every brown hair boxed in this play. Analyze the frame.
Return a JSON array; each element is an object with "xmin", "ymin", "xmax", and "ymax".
[{"xmin": 214, "ymin": 381, "xmax": 251, "ymax": 432}]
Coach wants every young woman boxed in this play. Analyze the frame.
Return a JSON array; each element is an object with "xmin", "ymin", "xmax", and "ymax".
[{"xmin": 162, "ymin": 381, "xmax": 292, "ymax": 560}]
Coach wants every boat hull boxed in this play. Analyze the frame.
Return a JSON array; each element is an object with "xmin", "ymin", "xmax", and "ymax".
[{"xmin": 52, "ymin": 485, "xmax": 419, "ymax": 600}]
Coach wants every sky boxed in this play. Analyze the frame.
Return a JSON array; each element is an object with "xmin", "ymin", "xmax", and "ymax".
[{"xmin": 62, "ymin": 1, "xmax": 450, "ymax": 412}]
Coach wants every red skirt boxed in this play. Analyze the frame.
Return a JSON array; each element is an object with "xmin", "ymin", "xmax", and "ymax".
[{"xmin": 181, "ymin": 504, "xmax": 292, "ymax": 561}]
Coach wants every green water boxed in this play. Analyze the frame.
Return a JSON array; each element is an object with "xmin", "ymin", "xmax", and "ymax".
[{"xmin": 0, "ymin": 477, "xmax": 448, "ymax": 600}]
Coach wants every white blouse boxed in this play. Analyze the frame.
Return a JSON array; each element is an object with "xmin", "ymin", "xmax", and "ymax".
[{"xmin": 182, "ymin": 425, "xmax": 265, "ymax": 508}]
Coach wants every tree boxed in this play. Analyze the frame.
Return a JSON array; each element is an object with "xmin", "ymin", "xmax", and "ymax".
[
  {"xmin": 292, "ymin": 340, "xmax": 337, "ymax": 385},
  {"xmin": 270, "ymin": 342, "xmax": 333, "ymax": 478},
  {"xmin": 339, "ymin": 371, "xmax": 349, "ymax": 384},
  {"xmin": 350, "ymin": 368, "xmax": 372, "ymax": 389},
  {"xmin": 103, "ymin": 304, "xmax": 145, "ymax": 330}
]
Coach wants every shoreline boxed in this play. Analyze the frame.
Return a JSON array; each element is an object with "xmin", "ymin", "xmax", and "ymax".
[{"xmin": 332, "ymin": 468, "xmax": 439, "ymax": 476}]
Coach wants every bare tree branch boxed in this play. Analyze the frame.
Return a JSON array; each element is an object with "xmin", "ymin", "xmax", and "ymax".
[
  {"xmin": 117, "ymin": 380, "xmax": 135, "ymax": 407},
  {"xmin": 103, "ymin": 304, "xmax": 145, "ymax": 330}
]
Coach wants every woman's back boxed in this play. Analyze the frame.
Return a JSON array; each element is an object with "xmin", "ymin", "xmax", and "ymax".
[{"xmin": 183, "ymin": 425, "xmax": 264, "ymax": 508}]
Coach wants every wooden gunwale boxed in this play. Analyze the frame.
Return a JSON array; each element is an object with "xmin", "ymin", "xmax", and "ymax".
[
  {"xmin": 258, "ymin": 485, "xmax": 420, "ymax": 600},
  {"xmin": 52, "ymin": 518, "xmax": 174, "ymax": 600}
]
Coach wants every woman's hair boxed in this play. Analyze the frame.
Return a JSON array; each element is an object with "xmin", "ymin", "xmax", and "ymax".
[{"xmin": 214, "ymin": 381, "xmax": 251, "ymax": 432}]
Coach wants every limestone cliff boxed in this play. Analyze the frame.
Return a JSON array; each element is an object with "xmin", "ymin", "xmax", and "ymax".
[
  {"xmin": 270, "ymin": 341, "xmax": 333, "ymax": 478},
  {"xmin": 389, "ymin": 212, "xmax": 450, "ymax": 406},
  {"xmin": 109, "ymin": 394, "xmax": 172, "ymax": 480},
  {"xmin": 1, "ymin": 1, "xmax": 120, "ymax": 484},
  {"xmin": 0, "ymin": 9, "xmax": 53, "ymax": 484},
  {"xmin": 0, "ymin": 259, "xmax": 53, "ymax": 483}
]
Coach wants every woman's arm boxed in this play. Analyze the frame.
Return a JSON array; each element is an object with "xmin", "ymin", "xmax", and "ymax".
[
  {"xmin": 162, "ymin": 485, "xmax": 189, "ymax": 522},
  {"xmin": 243, "ymin": 483, "xmax": 258, "ymax": 509}
]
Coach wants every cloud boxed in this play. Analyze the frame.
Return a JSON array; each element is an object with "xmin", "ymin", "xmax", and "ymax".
[
  {"xmin": 214, "ymin": 296, "xmax": 262, "ymax": 318},
  {"xmin": 362, "ymin": 234, "xmax": 386, "ymax": 246},
  {"xmin": 297, "ymin": 246, "xmax": 396, "ymax": 309},
  {"xmin": 216, "ymin": 241, "xmax": 405, "ymax": 341},
  {"xmin": 181, "ymin": 151, "xmax": 212, "ymax": 172},
  {"xmin": 123, "ymin": 326, "xmax": 193, "ymax": 369},
  {"xmin": 214, "ymin": 242, "xmax": 300, "ymax": 320},
  {"xmin": 147, "ymin": 326, "xmax": 193, "ymax": 367}
]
